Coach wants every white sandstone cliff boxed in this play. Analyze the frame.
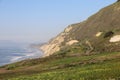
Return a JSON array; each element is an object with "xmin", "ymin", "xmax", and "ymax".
[{"xmin": 40, "ymin": 25, "xmax": 78, "ymax": 57}]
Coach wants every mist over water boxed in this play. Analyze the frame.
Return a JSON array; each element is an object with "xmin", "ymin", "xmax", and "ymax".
[{"xmin": 0, "ymin": 41, "xmax": 43, "ymax": 66}]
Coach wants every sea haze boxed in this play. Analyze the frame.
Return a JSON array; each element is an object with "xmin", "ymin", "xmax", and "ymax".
[{"xmin": 0, "ymin": 41, "xmax": 43, "ymax": 66}]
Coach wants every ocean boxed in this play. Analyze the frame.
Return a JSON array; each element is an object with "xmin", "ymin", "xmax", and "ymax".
[{"xmin": 0, "ymin": 43, "xmax": 43, "ymax": 66}]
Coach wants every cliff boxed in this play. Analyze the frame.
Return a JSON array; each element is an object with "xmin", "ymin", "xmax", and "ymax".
[
  {"xmin": 1, "ymin": 1, "xmax": 120, "ymax": 80},
  {"xmin": 40, "ymin": 1, "xmax": 120, "ymax": 56},
  {"xmin": 40, "ymin": 25, "xmax": 79, "ymax": 56}
]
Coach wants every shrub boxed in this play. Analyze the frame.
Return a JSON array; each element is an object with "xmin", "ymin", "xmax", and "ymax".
[{"xmin": 104, "ymin": 31, "xmax": 114, "ymax": 38}]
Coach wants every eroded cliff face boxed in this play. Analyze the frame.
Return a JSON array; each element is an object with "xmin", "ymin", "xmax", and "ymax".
[
  {"xmin": 40, "ymin": 26, "xmax": 79, "ymax": 56},
  {"xmin": 40, "ymin": 2, "xmax": 120, "ymax": 56}
]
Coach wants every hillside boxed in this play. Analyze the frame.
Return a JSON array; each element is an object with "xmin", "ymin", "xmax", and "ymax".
[
  {"xmin": 40, "ymin": 1, "xmax": 120, "ymax": 56},
  {"xmin": 0, "ymin": 1, "xmax": 120, "ymax": 80},
  {"xmin": 0, "ymin": 52, "xmax": 120, "ymax": 80}
]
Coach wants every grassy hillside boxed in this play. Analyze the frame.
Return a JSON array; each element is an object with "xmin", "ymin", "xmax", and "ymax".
[
  {"xmin": 0, "ymin": 1, "xmax": 120, "ymax": 80},
  {"xmin": 0, "ymin": 50, "xmax": 120, "ymax": 80},
  {"xmin": 40, "ymin": 1, "xmax": 120, "ymax": 56},
  {"xmin": 63, "ymin": 1, "xmax": 120, "ymax": 53}
]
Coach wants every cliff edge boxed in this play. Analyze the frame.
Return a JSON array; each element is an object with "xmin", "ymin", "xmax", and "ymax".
[{"xmin": 40, "ymin": 1, "xmax": 120, "ymax": 57}]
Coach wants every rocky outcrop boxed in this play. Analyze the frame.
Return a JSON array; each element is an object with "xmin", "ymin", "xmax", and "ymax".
[
  {"xmin": 40, "ymin": 25, "xmax": 79, "ymax": 56},
  {"xmin": 95, "ymin": 32, "xmax": 103, "ymax": 37},
  {"xmin": 109, "ymin": 35, "xmax": 120, "ymax": 42},
  {"xmin": 66, "ymin": 40, "xmax": 79, "ymax": 46},
  {"xmin": 40, "ymin": 1, "xmax": 120, "ymax": 56}
]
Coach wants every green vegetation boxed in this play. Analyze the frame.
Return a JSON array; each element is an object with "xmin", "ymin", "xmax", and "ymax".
[
  {"xmin": 50, "ymin": 1, "xmax": 120, "ymax": 54},
  {"xmin": 0, "ymin": 1, "xmax": 120, "ymax": 80},
  {"xmin": 103, "ymin": 31, "xmax": 114, "ymax": 38},
  {"xmin": 8, "ymin": 60, "xmax": 120, "ymax": 80},
  {"xmin": 0, "ymin": 51, "xmax": 120, "ymax": 80}
]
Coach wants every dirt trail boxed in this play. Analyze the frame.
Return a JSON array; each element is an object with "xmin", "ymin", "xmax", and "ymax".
[{"xmin": 0, "ymin": 68, "xmax": 9, "ymax": 73}]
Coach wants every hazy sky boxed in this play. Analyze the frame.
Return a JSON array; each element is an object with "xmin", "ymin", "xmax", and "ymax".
[{"xmin": 0, "ymin": 0, "xmax": 116, "ymax": 43}]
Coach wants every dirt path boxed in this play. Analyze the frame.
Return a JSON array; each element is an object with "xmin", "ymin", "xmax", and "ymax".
[{"xmin": 0, "ymin": 68, "xmax": 9, "ymax": 73}]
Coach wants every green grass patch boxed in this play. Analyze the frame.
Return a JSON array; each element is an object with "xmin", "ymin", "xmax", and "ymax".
[{"xmin": 8, "ymin": 59, "xmax": 120, "ymax": 80}]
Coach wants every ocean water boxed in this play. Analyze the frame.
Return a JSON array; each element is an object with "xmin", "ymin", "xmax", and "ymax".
[{"xmin": 0, "ymin": 43, "xmax": 43, "ymax": 66}]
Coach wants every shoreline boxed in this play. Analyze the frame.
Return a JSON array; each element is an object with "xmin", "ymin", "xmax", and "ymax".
[{"xmin": 0, "ymin": 45, "xmax": 44, "ymax": 66}]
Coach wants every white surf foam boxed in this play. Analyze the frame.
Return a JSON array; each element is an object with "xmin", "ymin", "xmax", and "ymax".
[
  {"xmin": 9, "ymin": 46, "xmax": 43, "ymax": 64},
  {"xmin": 10, "ymin": 56, "xmax": 23, "ymax": 62}
]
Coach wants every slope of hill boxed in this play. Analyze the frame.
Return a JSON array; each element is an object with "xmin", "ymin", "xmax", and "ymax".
[
  {"xmin": 0, "ymin": 52, "xmax": 120, "ymax": 80},
  {"xmin": 40, "ymin": 1, "xmax": 120, "ymax": 56},
  {"xmin": 0, "ymin": 1, "xmax": 120, "ymax": 80}
]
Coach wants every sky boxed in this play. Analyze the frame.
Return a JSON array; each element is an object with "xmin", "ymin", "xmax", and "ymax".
[{"xmin": 0, "ymin": 0, "xmax": 116, "ymax": 43}]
